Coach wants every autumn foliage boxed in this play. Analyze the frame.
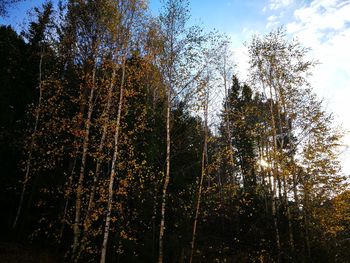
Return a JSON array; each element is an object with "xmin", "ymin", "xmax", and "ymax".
[{"xmin": 0, "ymin": 1, "xmax": 349, "ymax": 262}]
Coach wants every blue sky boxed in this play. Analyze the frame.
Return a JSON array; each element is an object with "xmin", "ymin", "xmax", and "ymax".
[
  {"xmin": 1, "ymin": 0, "xmax": 350, "ymax": 175},
  {"xmin": 151, "ymin": 0, "xmax": 268, "ymax": 32}
]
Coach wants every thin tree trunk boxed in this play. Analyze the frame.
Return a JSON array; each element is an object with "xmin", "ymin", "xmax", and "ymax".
[
  {"xmin": 292, "ymin": 163, "xmax": 299, "ymax": 207},
  {"xmin": 303, "ymin": 168, "xmax": 311, "ymax": 261},
  {"xmin": 76, "ymin": 67, "xmax": 117, "ymax": 260},
  {"xmin": 158, "ymin": 81, "xmax": 171, "ymax": 263},
  {"xmin": 100, "ymin": 56, "xmax": 126, "ymax": 263},
  {"xmin": 13, "ymin": 52, "xmax": 44, "ymax": 229},
  {"xmin": 266, "ymin": 134, "xmax": 281, "ymax": 263},
  {"xmin": 72, "ymin": 60, "xmax": 97, "ymax": 259},
  {"xmin": 58, "ymin": 154, "xmax": 78, "ymax": 247},
  {"xmin": 86, "ymin": 67, "xmax": 116, "ymax": 222},
  {"xmin": 275, "ymin": 98, "xmax": 295, "ymax": 252},
  {"xmin": 59, "ymin": 78, "xmax": 88, "ymax": 249},
  {"xmin": 267, "ymin": 83, "xmax": 282, "ymax": 262},
  {"xmin": 99, "ymin": 6, "xmax": 137, "ymax": 261},
  {"xmin": 283, "ymin": 172, "xmax": 294, "ymax": 251},
  {"xmin": 189, "ymin": 91, "xmax": 208, "ymax": 263},
  {"xmin": 259, "ymin": 137, "xmax": 269, "ymax": 214},
  {"xmin": 272, "ymin": 190, "xmax": 281, "ymax": 263},
  {"xmin": 270, "ymin": 156, "xmax": 281, "ymax": 263},
  {"xmin": 223, "ymin": 69, "xmax": 235, "ymax": 185},
  {"xmin": 304, "ymin": 198, "xmax": 311, "ymax": 261},
  {"xmin": 151, "ymin": 87, "xmax": 159, "ymax": 263}
]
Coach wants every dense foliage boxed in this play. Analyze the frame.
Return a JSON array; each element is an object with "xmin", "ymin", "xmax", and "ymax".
[{"xmin": 0, "ymin": 1, "xmax": 349, "ymax": 262}]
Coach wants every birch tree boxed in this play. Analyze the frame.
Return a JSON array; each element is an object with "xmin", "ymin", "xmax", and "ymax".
[
  {"xmin": 62, "ymin": 1, "xmax": 109, "ymax": 259},
  {"xmin": 157, "ymin": 1, "xmax": 191, "ymax": 261},
  {"xmin": 247, "ymin": 27, "xmax": 347, "ymax": 261},
  {"xmin": 100, "ymin": 1, "xmax": 147, "ymax": 262},
  {"xmin": 189, "ymin": 33, "xmax": 233, "ymax": 262},
  {"xmin": 247, "ymin": 27, "xmax": 316, "ymax": 261}
]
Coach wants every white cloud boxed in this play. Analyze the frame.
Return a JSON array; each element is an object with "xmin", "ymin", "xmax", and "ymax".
[
  {"xmin": 285, "ymin": 0, "xmax": 350, "ymax": 105},
  {"xmin": 292, "ymin": 1, "xmax": 350, "ymax": 32},
  {"xmin": 266, "ymin": 14, "xmax": 281, "ymax": 28},
  {"xmin": 267, "ymin": 15, "xmax": 278, "ymax": 22},
  {"xmin": 230, "ymin": 27, "xmax": 258, "ymax": 81},
  {"xmin": 264, "ymin": 0, "xmax": 294, "ymax": 11},
  {"xmin": 285, "ymin": 0, "xmax": 350, "ymax": 175},
  {"xmin": 233, "ymin": 45, "xmax": 250, "ymax": 80}
]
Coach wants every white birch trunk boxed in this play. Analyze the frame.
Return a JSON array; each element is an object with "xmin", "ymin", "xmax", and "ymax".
[
  {"xmin": 100, "ymin": 57, "xmax": 126, "ymax": 263},
  {"xmin": 158, "ymin": 82, "xmax": 171, "ymax": 263},
  {"xmin": 72, "ymin": 61, "xmax": 97, "ymax": 259},
  {"xmin": 189, "ymin": 89, "xmax": 208, "ymax": 263}
]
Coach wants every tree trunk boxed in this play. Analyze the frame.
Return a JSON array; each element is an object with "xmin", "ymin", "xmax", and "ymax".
[
  {"xmin": 189, "ymin": 91, "xmax": 208, "ymax": 263},
  {"xmin": 283, "ymin": 172, "xmax": 294, "ymax": 252},
  {"xmin": 303, "ymin": 180, "xmax": 311, "ymax": 261},
  {"xmin": 158, "ymin": 81, "xmax": 171, "ymax": 263},
  {"xmin": 275, "ymin": 99, "xmax": 295, "ymax": 253},
  {"xmin": 76, "ymin": 67, "xmax": 117, "ymax": 260},
  {"xmin": 272, "ymin": 191, "xmax": 281, "ymax": 263},
  {"xmin": 267, "ymin": 83, "xmax": 284, "ymax": 263},
  {"xmin": 100, "ymin": 57, "xmax": 126, "ymax": 263},
  {"xmin": 86, "ymin": 66, "xmax": 116, "ymax": 222},
  {"xmin": 72, "ymin": 61, "xmax": 97, "ymax": 260},
  {"xmin": 13, "ymin": 52, "xmax": 44, "ymax": 229},
  {"xmin": 58, "ymin": 154, "xmax": 77, "ymax": 247},
  {"xmin": 223, "ymin": 71, "xmax": 235, "ymax": 185},
  {"xmin": 266, "ymin": 137, "xmax": 281, "ymax": 263}
]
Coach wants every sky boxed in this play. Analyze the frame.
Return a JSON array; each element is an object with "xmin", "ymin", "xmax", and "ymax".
[{"xmin": 1, "ymin": 0, "xmax": 350, "ymax": 175}]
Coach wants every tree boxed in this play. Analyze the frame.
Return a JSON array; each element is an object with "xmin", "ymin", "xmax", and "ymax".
[
  {"xmin": 299, "ymin": 93, "xmax": 346, "ymax": 261},
  {"xmin": 157, "ymin": 0, "xmax": 191, "ymax": 261},
  {"xmin": 59, "ymin": 1, "xmax": 109, "ymax": 259},
  {"xmin": 0, "ymin": 24, "xmax": 31, "ymax": 239},
  {"xmin": 2, "ymin": 3, "xmax": 350, "ymax": 262},
  {"xmin": 99, "ymin": 0, "xmax": 145, "ymax": 259},
  {"xmin": 189, "ymin": 32, "xmax": 235, "ymax": 263},
  {"xmin": 247, "ymin": 27, "xmax": 347, "ymax": 262},
  {"xmin": 12, "ymin": 1, "xmax": 54, "ymax": 229}
]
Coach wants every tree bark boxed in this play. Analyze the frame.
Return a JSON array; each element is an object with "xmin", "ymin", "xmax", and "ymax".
[
  {"xmin": 268, "ymin": 87, "xmax": 281, "ymax": 263},
  {"xmin": 76, "ymin": 67, "xmax": 117, "ymax": 260},
  {"xmin": 158, "ymin": 81, "xmax": 171, "ymax": 263},
  {"xmin": 100, "ymin": 56, "xmax": 126, "ymax": 263},
  {"xmin": 189, "ymin": 89, "xmax": 208, "ymax": 263},
  {"xmin": 72, "ymin": 60, "xmax": 97, "ymax": 260},
  {"xmin": 86, "ymin": 66, "xmax": 116, "ymax": 222}
]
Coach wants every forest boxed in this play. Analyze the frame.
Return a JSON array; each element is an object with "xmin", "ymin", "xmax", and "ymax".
[{"xmin": 0, "ymin": 0, "xmax": 349, "ymax": 262}]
